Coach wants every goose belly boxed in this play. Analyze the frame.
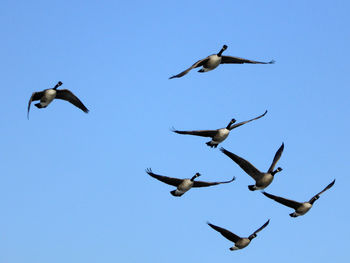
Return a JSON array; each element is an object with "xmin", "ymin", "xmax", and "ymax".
[
  {"xmin": 205, "ymin": 55, "xmax": 222, "ymax": 69},
  {"xmin": 212, "ymin": 129, "xmax": 229, "ymax": 143},
  {"xmin": 41, "ymin": 89, "xmax": 57, "ymax": 106},
  {"xmin": 255, "ymin": 173, "xmax": 274, "ymax": 189},
  {"xmin": 235, "ymin": 238, "xmax": 250, "ymax": 249},
  {"xmin": 296, "ymin": 203, "xmax": 312, "ymax": 215},
  {"xmin": 177, "ymin": 179, "xmax": 194, "ymax": 192}
]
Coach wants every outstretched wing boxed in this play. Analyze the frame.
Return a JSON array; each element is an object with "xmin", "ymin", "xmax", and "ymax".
[
  {"xmin": 251, "ymin": 219, "xmax": 270, "ymax": 236},
  {"xmin": 220, "ymin": 148, "xmax": 261, "ymax": 180},
  {"xmin": 207, "ymin": 222, "xmax": 240, "ymax": 242},
  {"xmin": 27, "ymin": 91, "xmax": 44, "ymax": 119},
  {"xmin": 193, "ymin": 176, "xmax": 235, "ymax": 187},
  {"xmin": 171, "ymin": 127, "xmax": 218, "ymax": 138},
  {"xmin": 55, "ymin": 89, "xmax": 89, "ymax": 113},
  {"xmin": 169, "ymin": 57, "xmax": 209, "ymax": 79},
  {"xmin": 309, "ymin": 179, "xmax": 335, "ymax": 203},
  {"xmin": 262, "ymin": 192, "xmax": 302, "ymax": 209},
  {"xmin": 267, "ymin": 143, "xmax": 284, "ymax": 173},
  {"xmin": 221, "ymin": 56, "xmax": 275, "ymax": 64},
  {"xmin": 229, "ymin": 110, "xmax": 267, "ymax": 130},
  {"xmin": 146, "ymin": 168, "xmax": 183, "ymax": 187}
]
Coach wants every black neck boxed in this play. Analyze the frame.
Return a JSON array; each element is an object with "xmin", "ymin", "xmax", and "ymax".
[
  {"xmin": 217, "ymin": 47, "xmax": 225, "ymax": 57},
  {"xmin": 190, "ymin": 174, "xmax": 199, "ymax": 181}
]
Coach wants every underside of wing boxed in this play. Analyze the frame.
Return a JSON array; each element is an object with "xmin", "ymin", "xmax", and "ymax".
[
  {"xmin": 221, "ymin": 56, "xmax": 275, "ymax": 64},
  {"xmin": 193, "ymin": 176, "xmax": 235, "ymax": 187},
  {"xmin": 229, "ymin": 110, "xmax": 267, "ymax": 130},
  {"xmin": 252, "ymin": 219, "xmax": 270, "ymax": 235},
  {"xmin": 172, "ymin": 128, "xmax": 218, "ymax": 138},
  {"xmin": 268, "ymin": 143, "xmax": 284, "ymax": 173},
  {"xmin": 207, "ymin": 222, "xmax": 240, "ymax": 242},
  {"xmin": 169, "ymin": 58, "xmax": 208, "ymax": 79},
  {"xmin": 262, "ymin": 192, "xmax": 301, "ymax": 209},
  {"xmin": 55, "ymin": 89, "xmax": 89, "ymax": 113},
  {"xmin": 309, "ymin": 179, "xmax": 336, "ymax": 202},
  {"xmin": 220, "ymin": 148, "xmax": 261, "ymax": 180},
  {"xmin": 27, "ymin": 91, "xmax": 44, "ymax": 119},
  {"xmin": 146, "ymin": 168, "xmax": 183, "ymax": 187}
]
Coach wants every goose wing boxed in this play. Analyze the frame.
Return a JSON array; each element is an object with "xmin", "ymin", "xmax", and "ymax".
[
  {"xmin": 221, "ymin": 56, "xmax": 275, "ymax": 64},
  {"xmin": 193, "ymin": 176, "xmax": 235, "ymax": 187},
  {"xmin": 220, "ymin": 148, "xmax": 262, "ymax": 180},
  {"xmin": 169, "ymin": 57, "xmax": 209, "ymax": 79},
  {"xmin": 262, "ymin": 192, "xmax": 302, "ymax": 209},
  {"xmin": 229, "ymin": 110, "xmax": 267, "ymax": 130},
  {"xmin": 55, "ymin": 89, "xmax": 89, "ymax": 113},
  {"xmin": 207, "ymin": 222, "xmax": 240, "ymax": 242},
  {"xmin": 267, "ymin": 143, "xmax": 284, "ymax": 173},
  {"xmin": 146, "ymin": 168, "xmax": 183, "ymax": 187},
  {"xmin": 27, "ymin": 91, "xmax": 44, "ymax": 119},
  {"xmin": 172, "ymin": 127, "xmax": 218, "ymax": 138},
  {"xmin": 309, "ymin": 179, "xmax": 335, "ymax": 203},
  {"xmin": 251, "ymin": 219, "xmax": 270, "ymax": 236}
]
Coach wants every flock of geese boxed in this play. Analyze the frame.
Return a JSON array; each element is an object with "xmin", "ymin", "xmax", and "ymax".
[{"xmin": 27, "ymin": 45, "xmax": 335, "ymax": 252}]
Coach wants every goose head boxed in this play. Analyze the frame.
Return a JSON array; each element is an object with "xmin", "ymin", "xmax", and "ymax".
[
  {"xmin": 226, "ymin": 118, "xmax": 236, "ymax": 129},
  {"xmin": 217, "ymin": 45, "xmax": 228, "ymax": 57},
  {"xmin": 190, "ymin": 173, "xmax": 201, "ymax": 181},
  {"xmin": 54, "ymin": 81, "xmax": 63, "ymax": 90},
  {"xmin": 271, "ymin": 167, "xmax": 283, "ymax": 176}
]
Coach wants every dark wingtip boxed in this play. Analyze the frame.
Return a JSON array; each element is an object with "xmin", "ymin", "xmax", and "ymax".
[
  {"xmin": 263, "ymin": 110, "xmax": 268, "ymax": 116},
  {"xmin": 170, "ymin": 126, "xmax": 177, "ymax": 132},
  {"xmin": 219, "ymin": 147, "xmax": 226, "ymax": 153},
  {"xmin": 169, "ymin": 75, "xmax": 176, "ymax": 79},
  {"xmin": 269, "ymin": 60, "xmax": 275, "ymax": 64},
  {"xmin": 145, "ymin": 168, "xmax": 153, "ymax": 175}
]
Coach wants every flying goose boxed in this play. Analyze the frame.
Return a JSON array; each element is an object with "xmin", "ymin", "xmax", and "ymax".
[
  {"xmin": 146, "ymin": 168, "xmax": 235, "ymax": 197},
  {"xmin": 262, "ymin": 179, "xmax": 335, "ymax": 217},
  {"xmin": 169, "ymin": 45, "xmax": 274, "ymax": 79},
  {"xmin": 27, "ymin": 81, "xmax": 89, "ymax": 119},
  {"xmin": 207, "ymin": 219, "xmax": 270, "ymax": 251},
  {"xmin": 220, "ymin": 143, "xmax": 284, "ymax": 191},
  {"xmin": 172, "ymin": 111, "xmax": 267, "ymax": 148}
]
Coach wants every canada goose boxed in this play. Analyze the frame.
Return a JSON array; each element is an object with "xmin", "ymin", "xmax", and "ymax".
[
  {"xmin": 172, "ymin": 111, "xmax": 267, "ymax": 148},
  {"xmin": 27, "ymin": 81, "xmax": 89, "ymax": 119},
  {"xmin": 220, "ymin": 143, "xmax": 284, "ymax": 191},
  {"xmin": 207, "ymin": 219, "xmax": 270, "ymax": 251},
  {"xmin": 146, "ymin": 168, "xmax": 235, "ymax": 197},
  {"xmin": 262, "ymin": 179, "xmax": 335, "ymax": 217},
  {"xmin": 169, "ymin": 45, "xmax": 274, "ymax": 79}
]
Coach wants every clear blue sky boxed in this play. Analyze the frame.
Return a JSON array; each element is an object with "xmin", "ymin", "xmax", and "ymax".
[{"xmin": 1, "ymin": 0, "xmax": 349, "ymax": 262}]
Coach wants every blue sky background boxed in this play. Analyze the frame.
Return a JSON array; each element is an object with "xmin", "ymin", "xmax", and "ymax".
[{"xmin": 0, "ymin": 0, "xmax": 349, "ymax": 262}]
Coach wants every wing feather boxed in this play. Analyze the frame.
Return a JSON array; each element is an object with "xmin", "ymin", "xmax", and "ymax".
[
  {"xmin": 27, "ymin": 91, "xmax": 44, "ymax": 119},
  {"xmin": 55, "ymin": 89, "xmax": 89, "ymax": 113},
  {"xmin": 262, "ymin": 192, "xmax": 302, "ymax": 209},
  {"xmin": 221, "ymin": 56, "xmax": 275, "ymax": 64},
  {"xmin": 146, "ymin": 168, "xmax": 183, "ymax": 187},
  {"xmin": 169, "ymin": 58, "xmax": 208, "ymax": 79},
  {"xmin": 207, "ymin": 222, "xmax": 240, "ymax": 242},
  {"xmin": 229, "ymin": 110, "xmax": 267, "ymax": 130},
  {"xmin": 193, "ymin": 176, "xmax": 235, "ymax": 187},
  {"xmin": 220, "ymin": 148, "xmax": 261, "ymax": 180},
  {"xmin": 267, "ymin": 143, "xmax": 284, "ymax": 173},
  {"xmin": 309, "ymin": 179, "xmax": 335, "ymax": 203},
  {"xmin": 252, "ymin": 219, "xmax": 270, "ymax": 236},
  {"xmin": 172, "ymin": 128, "xmax": 218, "ymax": 138}
]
